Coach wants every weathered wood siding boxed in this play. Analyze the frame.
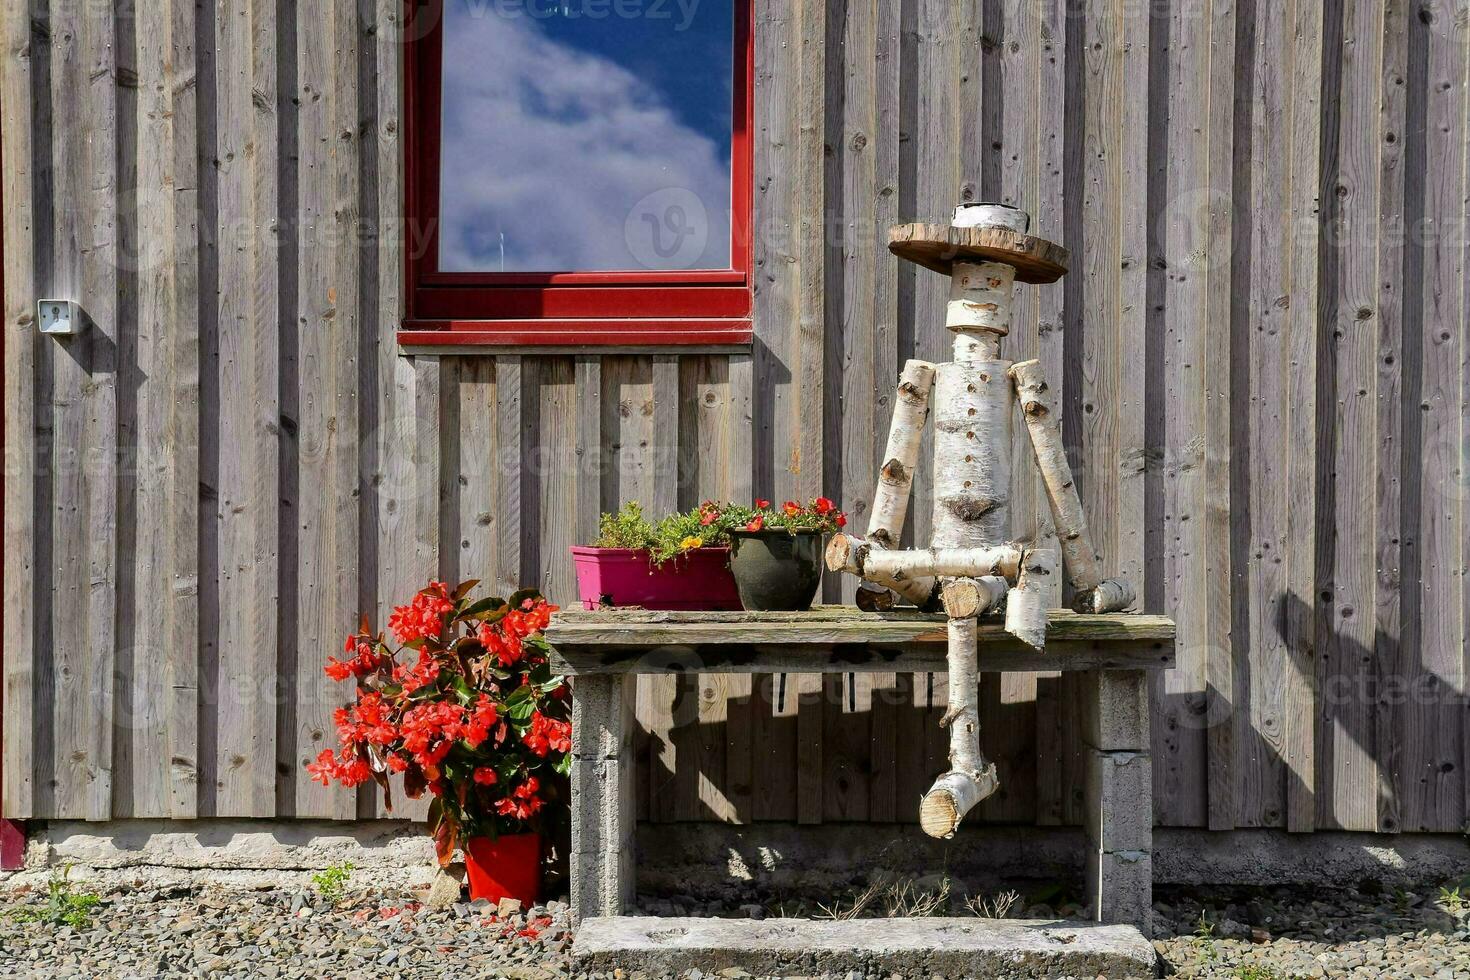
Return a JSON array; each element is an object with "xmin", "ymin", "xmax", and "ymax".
[{"xmin": 3, "ymin": 0, "xmax": 1468, "ymax": 833}]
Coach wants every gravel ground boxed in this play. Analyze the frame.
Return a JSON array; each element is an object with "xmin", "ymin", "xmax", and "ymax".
[{"xmin": 0, "ymin": 870, "xmax": 1465, "ymax": 978}]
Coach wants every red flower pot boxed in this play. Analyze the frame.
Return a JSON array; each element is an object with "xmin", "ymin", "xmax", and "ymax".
[
  {"xmin": 465, "ymin": 833, "xmax": 542, "ymax": 906},
  {"xmin": 571, "ymin": 546, "xmax": 742, "ymax": 610}
]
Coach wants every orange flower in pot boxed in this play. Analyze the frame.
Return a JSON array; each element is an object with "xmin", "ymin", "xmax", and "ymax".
[
  {"xmin": 723, "ymin": 497, "xmax": 848, "ymax": 611},
  {"xmin": 309, "ymin": 580, "xmax": 567, "ymax": 906}
]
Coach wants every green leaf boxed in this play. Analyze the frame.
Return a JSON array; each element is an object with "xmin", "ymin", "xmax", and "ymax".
[
  {"xmin": 553, "ymin": 754, "xmax": 573, "ymax": 776},
  {"xmin": 508, "ymin": 587, "xmax": 543, "ymax": 610},
  {"xmin": 461, "ymin": 595, "xmax": 508, "ymax": 618}
]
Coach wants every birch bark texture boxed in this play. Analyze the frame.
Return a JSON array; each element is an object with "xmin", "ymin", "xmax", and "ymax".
[
  {"xmin": 1008, "ymin": 358, "xmax": 1135, "ymax": 613},
  {"xmin": 853, "ymin": 358, "xmax": 940, "ymax": 610}
]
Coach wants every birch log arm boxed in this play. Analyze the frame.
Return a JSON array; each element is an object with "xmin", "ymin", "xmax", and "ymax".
[
  {"xmin": 868, "ymin": 359, "xmax": 936, "ymax": 550},
  {"xmin": 849, "ymin": 543, "xmax": 1027, "ymax": 581},
  {"xmin": 826, "ymin": 534, "xmax": 940, "ymax": 610},
  {"xmin": 852, "ymin": 359, "xmax": 939, "ymax": 610},
  {"xmin": 1007, "ymin": 358, "xmax": 1136, "ymax": 614}
]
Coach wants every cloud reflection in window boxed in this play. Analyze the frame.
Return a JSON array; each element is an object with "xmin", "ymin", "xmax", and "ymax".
[{"xmin": 438, "ymin": 2, "xmax": 733, "ymax": 273}]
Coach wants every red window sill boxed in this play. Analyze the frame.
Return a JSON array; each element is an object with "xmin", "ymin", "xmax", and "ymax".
[{"xmin": 398, "ymin": 319, "xmax": 753, "ymax": 349}]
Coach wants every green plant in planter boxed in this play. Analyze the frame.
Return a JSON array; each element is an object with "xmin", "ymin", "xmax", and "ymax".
[{"xmin": 593, "ymin": 501, "xmax": 739, "ymax": 565}]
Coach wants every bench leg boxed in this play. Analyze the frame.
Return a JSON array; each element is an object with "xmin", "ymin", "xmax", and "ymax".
[
  {"xmin": 1081, "ymin": 669, "xmax": 1153, "ymax": 936},
  {"xmin": 569, "ymin": 674, "xmax": 637, "ymax": 921}
]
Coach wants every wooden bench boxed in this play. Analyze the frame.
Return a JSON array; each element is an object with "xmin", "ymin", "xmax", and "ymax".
[{"xmin": 544, "ymin": 607, "xmax": 1175, "ymax": 937}]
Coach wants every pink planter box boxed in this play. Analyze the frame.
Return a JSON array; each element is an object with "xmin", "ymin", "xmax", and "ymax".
[{"xmin": 571, "ymin": 546, "xmax": 742, "ymax": 611}]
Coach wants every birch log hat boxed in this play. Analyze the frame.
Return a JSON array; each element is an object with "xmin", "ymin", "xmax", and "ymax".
[{"xmin": 888, "ymin": 202, "xmax": 1069, "ymax": 283}]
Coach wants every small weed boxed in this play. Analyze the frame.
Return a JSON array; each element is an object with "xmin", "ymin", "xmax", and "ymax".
[
  {"xmin": 1192, "ymin": 910, "xmax": 1219, "ymax": 964},
  {"xmin": 310, "ymin": 862, "xmax": 354, "ymax": 903},
  {"xmin": 9, "ymin": 865, "xmax": 102, "ymax": 930},
  {"xmin": 813, "ymin": 880, "xmax": 882, "ymax": 921},
  {"xmin": 1391, "ymin": 887, "xmax": 1414, "ymax": 914},
  {"xmin": 882, "ymin": 876, "xmax": 950, "ymax": 917},
  {"xmin": 966, "ymin": 889, "xmax": 1021, "ymax": 919},
  {"xmin": 1233, "ymin": 967, "xmax": 1288, "ymax": 980},
  {"xmin": 814, "ymin": 874, "xmax": 951, "ymax": 920},
  {"xmin": 1436, "ymin": 884, "xmax": 1465, "ymax": 916}
]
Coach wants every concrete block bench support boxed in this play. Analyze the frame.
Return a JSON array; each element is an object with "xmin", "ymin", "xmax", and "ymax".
[
  {"xmin": 545, "ymin": 608, "xmax": 1175, "ymax": 937},
  {"xmin": 1080, "ymin": 669, "xmax": 1152, "ymax": 935},
  {"xmin": 569, "ymin": 673, "xmax": 637, "ymax": 917}
]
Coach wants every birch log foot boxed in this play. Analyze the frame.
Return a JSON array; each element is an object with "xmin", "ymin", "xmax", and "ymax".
[
  {"xmin": 1072, "ymin": 577, "xmax": 1136, "ymax": 614},
  {"xmin": 855, "ymin": 582, "xmax": 896, "ymax": 612},
  {"xmin": 918, "ymin": 764, "xmax": 1000, "ymax": 839}
]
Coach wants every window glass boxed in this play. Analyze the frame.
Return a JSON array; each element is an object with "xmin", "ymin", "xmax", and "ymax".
[{"xmin": 438, "ymin": 0, "xmax": 735, "ymax": 273}]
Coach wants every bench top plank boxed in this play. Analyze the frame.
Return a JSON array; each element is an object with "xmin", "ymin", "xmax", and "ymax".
[{"xmin": 544, "ymin": 608, "xmax": 1175, "ymax": 675}]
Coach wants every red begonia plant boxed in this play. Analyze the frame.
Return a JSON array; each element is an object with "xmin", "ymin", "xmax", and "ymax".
[{"xmin": 306, "ymin": 580, "xmax": 569, "ymax": 865}]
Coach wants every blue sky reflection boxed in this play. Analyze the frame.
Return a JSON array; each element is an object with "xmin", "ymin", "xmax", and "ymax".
[{"xmin": 438, "ymin": 0, "xmax": 734, "ymax": 272}]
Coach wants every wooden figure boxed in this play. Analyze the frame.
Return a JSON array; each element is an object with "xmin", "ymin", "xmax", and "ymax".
[{"xmin": 828, "ymin": 203, "xmax": 1135, "ymax": 839}]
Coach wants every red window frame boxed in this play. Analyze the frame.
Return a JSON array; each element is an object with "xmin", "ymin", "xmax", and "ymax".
[{"xmin": 399, "ymin": 0, "xmax": 754, "ymax": 348}]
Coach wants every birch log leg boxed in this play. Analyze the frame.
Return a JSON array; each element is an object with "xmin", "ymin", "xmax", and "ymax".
[
  {"xmin": 1008, "ymin": 359, "xmax": 1135, "ymax": 613},
  {"xmin": 851, "ymin": 359, "xmax": 939, "ymax": 610},
  {"xmin": 917, "ymin": 616, "xmax": 999, "ymax": 839},
  {"xmin": 1004, "ymin": 546, "xmax": 1057, "ymax": 651}
]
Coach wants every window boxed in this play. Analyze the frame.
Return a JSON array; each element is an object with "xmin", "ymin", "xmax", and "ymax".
[{"xmin": 400, "ymin": 0, "xmax": 754, "ymax": 347}]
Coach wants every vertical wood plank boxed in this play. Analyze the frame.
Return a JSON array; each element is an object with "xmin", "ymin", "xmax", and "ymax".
[
  {"xmin": 366, "ymin": 0, "xmax": 432, "ymax": 822},
  {"xmin": 1283, "ymin": 0, "xmax": 1324, "ymax": 833},
  {"xmin": 47, "ymin": 0, "xmax": 120, "ymax": 821},
  {"xmin": 536, "ymin": 357, "xmax": 577, "ymax": 605},
  {"xmin": 1, "ymin": 0, "xmax": 37, "ymax": 820},
  {"xmin": 1242, "ymin": 0, "xmax": 1325, "ymax": 831},
  {"xmin": 1320, "ymin": 0, "xmax": 1384, "ymax": 832},
  {"xmin": 575, "ymin": 356, "xmax": 602, "ymax": 554},
  {"xmin": 127, "ymin": 0, "xmax": 200, "ymax": 819},
  {"xmin": 454, "ymin": 359, "xmax": 497, "ymax": 583},
  {"xmin": 1373, "ymin": 0, "xmax": 1409, "ymax": 835},
  {"xmin": 1404, "ymin": 0, "xmax": 1468, "ymax": 832},
  {"xmin": 212, "ymin": 0, "xmax": 280, "ymax": 818},
  {"xmin": 293, "ymin": 0, "xmax": 360, "ymax": 820},
  {"xmin": 1156, "ymin": 0, "xmax": 1212, "ymax": 829},
  {"xmin": 494, "ymin": 356, "xmax": 524, "ymax": 597}
]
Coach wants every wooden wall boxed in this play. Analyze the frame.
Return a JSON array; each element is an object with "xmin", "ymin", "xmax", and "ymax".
[{"xmin": 3, "ymin": 0, "xmax": 1468, "ymax": 834}]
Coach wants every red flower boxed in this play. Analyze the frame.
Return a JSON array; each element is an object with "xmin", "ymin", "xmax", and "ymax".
[
  {"xmin": 814, "ymin": 496, "xmax": 835, "ymax": 515},
  {"xmin": 522, "ymin": 711, "xmax": 572, "ymax": 757},
  {"xmin": 754, "ymin": 498, "xmax": 770, "ymax": 509},
  {"xmin": 782, "ymin": 501, "xmax": 800, "ymax": 517},
  {"xmin": 305, "ymin": 748, "xmax": 370, "ymax": 788},
  {"xmin": 835, "ymin": 513, "xmax": 847, "ymax": 527},
  {"xmin": 387, "ymin": 581, "xmax": 454, "ymax": 645},
  {"xmin": 745, "ymin": 515, "xmax": 764, "ymax": 532},
  {"xmin": 473, "ymin": 766, "xmax": 498, "ymax": 786}
]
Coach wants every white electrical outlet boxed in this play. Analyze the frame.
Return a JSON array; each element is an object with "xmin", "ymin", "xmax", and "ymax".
[{"xmin": 37, "ymin": 299, "xmax": 80, "ymax": 336}]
